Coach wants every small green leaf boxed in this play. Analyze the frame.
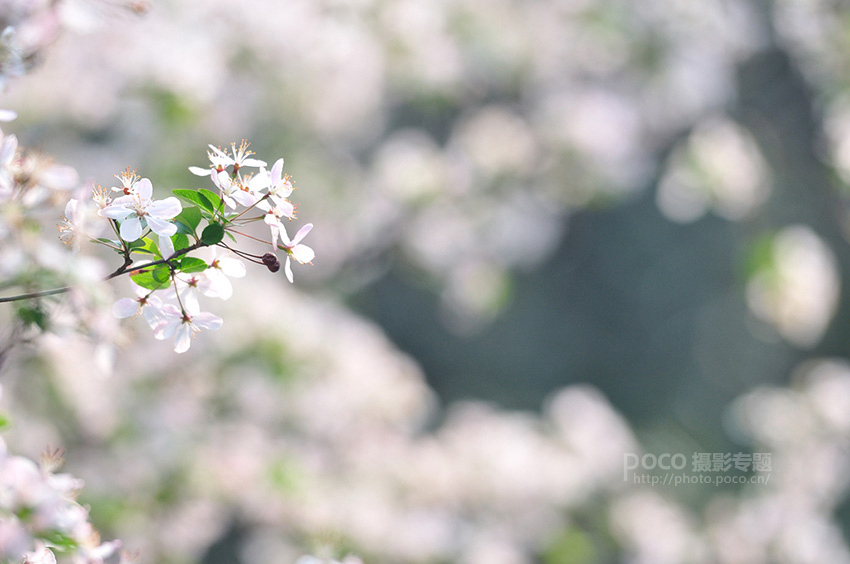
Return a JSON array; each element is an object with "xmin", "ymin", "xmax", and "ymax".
[
  {"xmin": 16, "ymin": 305, "xmax": 48, "ymax": 330},
  {"xmin": 131, "ymin": 265, "xmax": 172, "ymax": 290},
  {"xmin": 172, "ymin": 233, "xmax": 191, "ymax": 252},
  {"xmin": 179, "ymin": 257, "xmax": 208, "ymax": 273},
  {"xmin": 130, "ymin": 237, "xmax": 162, "ymax": 259},
  {"xmin": 0, "ymin": 412, "xmax": 10, "ymax": 432},
  {"xmin": 173, "ymin": 189, "xmax": 216, "ymax": 214},
  {"xmin": 201, "ymin": 223, "xmax": 225, "ymax": 245},
  {"xmin": 38, "ymin": 531, "xmax": 78, "ymax": 552},
  {"xmin": 152, "ymin": 265, "xmax": 171, "ymax": 283},
  {"xmin": 199, "ymin": 188, "xmax": 224, "ymax": 212},
  {"xmin": 175, "ymin": 206, "xmax": 202, "ymax": 234}
]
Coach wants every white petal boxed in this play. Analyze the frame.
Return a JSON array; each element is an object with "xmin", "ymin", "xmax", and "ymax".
[
  {"xmin": 189, "ymin": 166, "xmax": 212, "ymax": 176},
  {"xmin": 147, "ymin": 197, "xmax": 182, "ymax": 219},
  {"xmin": 143, "ymin": 296, "xmax": 164, "ymax": 328},
  {"xmin": 285, "ymin": 257, "xmax": 294, "ymax": 283},
  {"xmin": 232, "ymin": 190, "xmax": 259, "ymax": 207},
  {"xmin": 0, "ymin": 109, "xmax": 17, "ymax": 122},
  {"xmin": 277, "ymin": 223, "xmax": 291, "ymax": 246},
  {"xmin": 292, "ymin": 223, "xmax": 313, "ymax": 245},
  {"xmin": 173, "ymin": 323, "xmax": 193, "ymax": 353},
  {"xmin": 240, "ymin": 157, "xmax": 267, "ymax": 168},
  {"xmin": 211, "ymin": 170, "xmax": 227, "ymax": 190},
  {"xmin": 208, "ymin": 144, "xmax": 230, "ymax": 161},
  {"xmin": 159, "ymin": 234, "xmax": 175, "ymax": 258},
  {"xmin": 291, "ymin": 244, "xmax": 315, "ymax": 264},
  {"xmin": 64, "ymin": 199, "xmax": 79, "ymax": 221},
  {"xmin": 179, "ymin": 286, "xmax": 200, "ymax": 315},
  {"xmin": 119, "ymin": 217, "xmax": 143, "ymax": 241},
  {"xmin": 153, "ymin": 318, "xmax": 180, "ymax": 340},
  {"xmin": 274, "ymin": 199, "xmax": 295, "ymax": 219},
  {"xmin": 271, "ymin": 158, "xmax": 284, "ymax": 182},
  {"xmin": 248, "ymin": 169, "xmax": 271, "ymax": 192},
  {"xmin": 146, "ymin": 215, "xmax": 177, "ymax": 237},
  {"xmin": 112, "ymin": 298, "xmax": 138, "ymax": 318},
  {"xmin": 99, "ymin": 203, "xmax": 132, "ymax": 220},
  {"xmin": 136, "ymin": 178, "xmax": 153, "ymax": 200},
  {"xmin": 193, "ymin": 312, "xmax": 223, "ymax": 331},
  {"xmin": 219, "ymin": 256, "xmax": 246, "ymax": 278}
]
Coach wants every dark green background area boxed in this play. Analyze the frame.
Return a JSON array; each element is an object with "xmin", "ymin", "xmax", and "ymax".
[{"xmin": 354, "ymin": 49, "xmax": 849, "ymax": 454}]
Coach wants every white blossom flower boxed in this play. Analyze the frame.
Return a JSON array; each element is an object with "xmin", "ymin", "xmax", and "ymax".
[
  {"xmin": 152, "ymin": 304, "xmax": 222, "ymax": 353},
  {"xmin": 257, "ymin": 158, "xmax": 294, "ymax": 207},
  {"xmin": 203, "ymin": 248, "xmax": 246, "ymax": 300},
  {"xmin": 211, "ymin": 170, "xmax": 259, "ymax": 209},
  {"xmin": 172, "ymin": 273, "xmax": 208, "ymax": 315},
  {"xmin": 189, "ymin": 140, "xmax": 266, "ymax": 176},
  {"xmin": 278, "ymin": 223, "xmax": 315, "ymax": 283},
  {"xmin": 110, "ymin": 169, "xmax": 142, "ymax": 196},
  {"xmin": 112, "ymin": 283, "xmax": 164, "ymax": 329},
  {"xmin": 57, "ymin": 199, "xmax": 84, "ymax": 250},
  {"xmin": 99, "ymin": 178, "xmax": 181, "ymax": 242},
  {"xmin": 58, "ymin": 197, "xmax": 104, "ymax": 252}
]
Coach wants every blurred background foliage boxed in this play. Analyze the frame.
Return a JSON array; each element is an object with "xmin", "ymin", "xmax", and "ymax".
[{"xmin": 5, "ymin": 0, "xmax": 850, "ymax": 562}]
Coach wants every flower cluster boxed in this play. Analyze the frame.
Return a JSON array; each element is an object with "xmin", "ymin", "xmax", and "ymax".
[
  {"xmin": 60, "ymin": 141, "xmax": 314, "ymax": 353},
  {"xmin": 0, "ymin": 438, "xmax": 124, "ymax": 564}
]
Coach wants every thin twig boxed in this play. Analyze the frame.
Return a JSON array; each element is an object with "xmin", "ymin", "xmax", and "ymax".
[{"xmin": 0, "ymin": 240, "xmax": 209, "ymax": 304}]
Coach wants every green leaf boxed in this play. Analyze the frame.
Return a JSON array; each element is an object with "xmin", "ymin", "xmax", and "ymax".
[
  {"xmin": 199, "ymin": 188, "xmax": 224, "ymax": 212},
  {"xmin": 131, "ymin": 265, "xmax": 172, "ymax": 290},
  {"xmin": 201, "ymin": 223, "xmax": 225, "ymax": 245},
  {"xmin": 153, "ymin": 265, "xmax": 171, "ymax": 283},
  {"xmin": 175, "ymin": 206, "xmax": 202, "ymax": 234},
  {"xmin": 0, "ymin": 412, "xmax": 10, "ymax": 432},
  {"xmin": 178, "ymin": 257, "xmax": 208, "ymax": 273},
  {"xmin": 130, "ymin": 237, "xmax": 162, "ymax": 259},
  {"xmin": 38, "ymin": 531, "xmax": 78, "ymax": 552},
  {"xmin": 16, "ymin": 305, "xmax": 48, "ymax": 330},
  {"xmin": 173, "ymin": 189, "xmax": 216, "ymax": 214},
  {"xmin": 172, "ymin": 233, "xmax": 191, "ymax": 252}
]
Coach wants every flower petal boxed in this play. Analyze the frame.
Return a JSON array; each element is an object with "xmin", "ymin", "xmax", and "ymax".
[
  {"xmin": 136, "ymin": 178, "xmax": 153, "ymax": 200},
  {"xmin": 271, "ymin": 158, "xmax": 284, "ymax": 182},
  {"xmin": 147, "ymin": 197, "xmax": 182, "ymax": 219},
  {"xmin": 119, "ymin": 217, "xmax": 143, "ymax": 241},
  {"xmin": 292, "ymin": 223, "xmax": 313, "ymax": 245},
  {"xmin": 189, "ymin": 166, "xmax": 212, "ymax": 176},
  {"xmin": 112, "ymin": 298, "xmax": 138, "ymax": 318},
  {"xmin": 219, "ymin": 256, "xmax": 246, "ymax": 278},
  {"xmin": 159, "ymin": 233, "xmax": 175, "ymax": 259},
  {"xmin": 193, "ymin": 312, "xmax": 223, "ymax": 331},
  {"xmin": 153, "ymin": 318, "xmax": 180, "ymax": 341},
  {"xmin": 285, "ymin": 257, "xmax": 294, "ymax": 283},
  {"xmin": 146, "ymin": 215, "xmax": 177, "ymax": 237},
  {"xmin": 240, "ymin": 157, "xmax": 267, "ymax": 168},
  {"xmin": 291, "ymin": 244, "xmax": 315, "ymax": 264},
  {"xmin": 173, "ymin": 323, "xmax": 193, "ymax": 353},
  {"xmin": 232, "ymin": 190, "xmax": 259, "ymax": 207},
  {"xmin": 99, "ymin": 203, "xmax": 132, "ymax": 221}
]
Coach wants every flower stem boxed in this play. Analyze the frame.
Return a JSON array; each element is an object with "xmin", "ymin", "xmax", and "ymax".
[{"xmin": 0, "ymin": 241, "xmax": 209, "ymax": 304}]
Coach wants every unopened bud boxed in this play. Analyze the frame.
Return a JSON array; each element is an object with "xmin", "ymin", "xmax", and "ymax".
[{"xmin": 262, "ymin": 252, "xmax": 280, "ymax": 272}]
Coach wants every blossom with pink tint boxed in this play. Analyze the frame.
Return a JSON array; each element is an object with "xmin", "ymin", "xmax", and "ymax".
[
  {"xmin": 152, "ymin": 304, "xmax": 223, "ymax": 353},
  {"xmin": 278, "ymin": 223, "xmax": 314, "ymax": 283},
  {"xmin": 99, "ymin": 178, "xmax": 181, "ymax": 242}
]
